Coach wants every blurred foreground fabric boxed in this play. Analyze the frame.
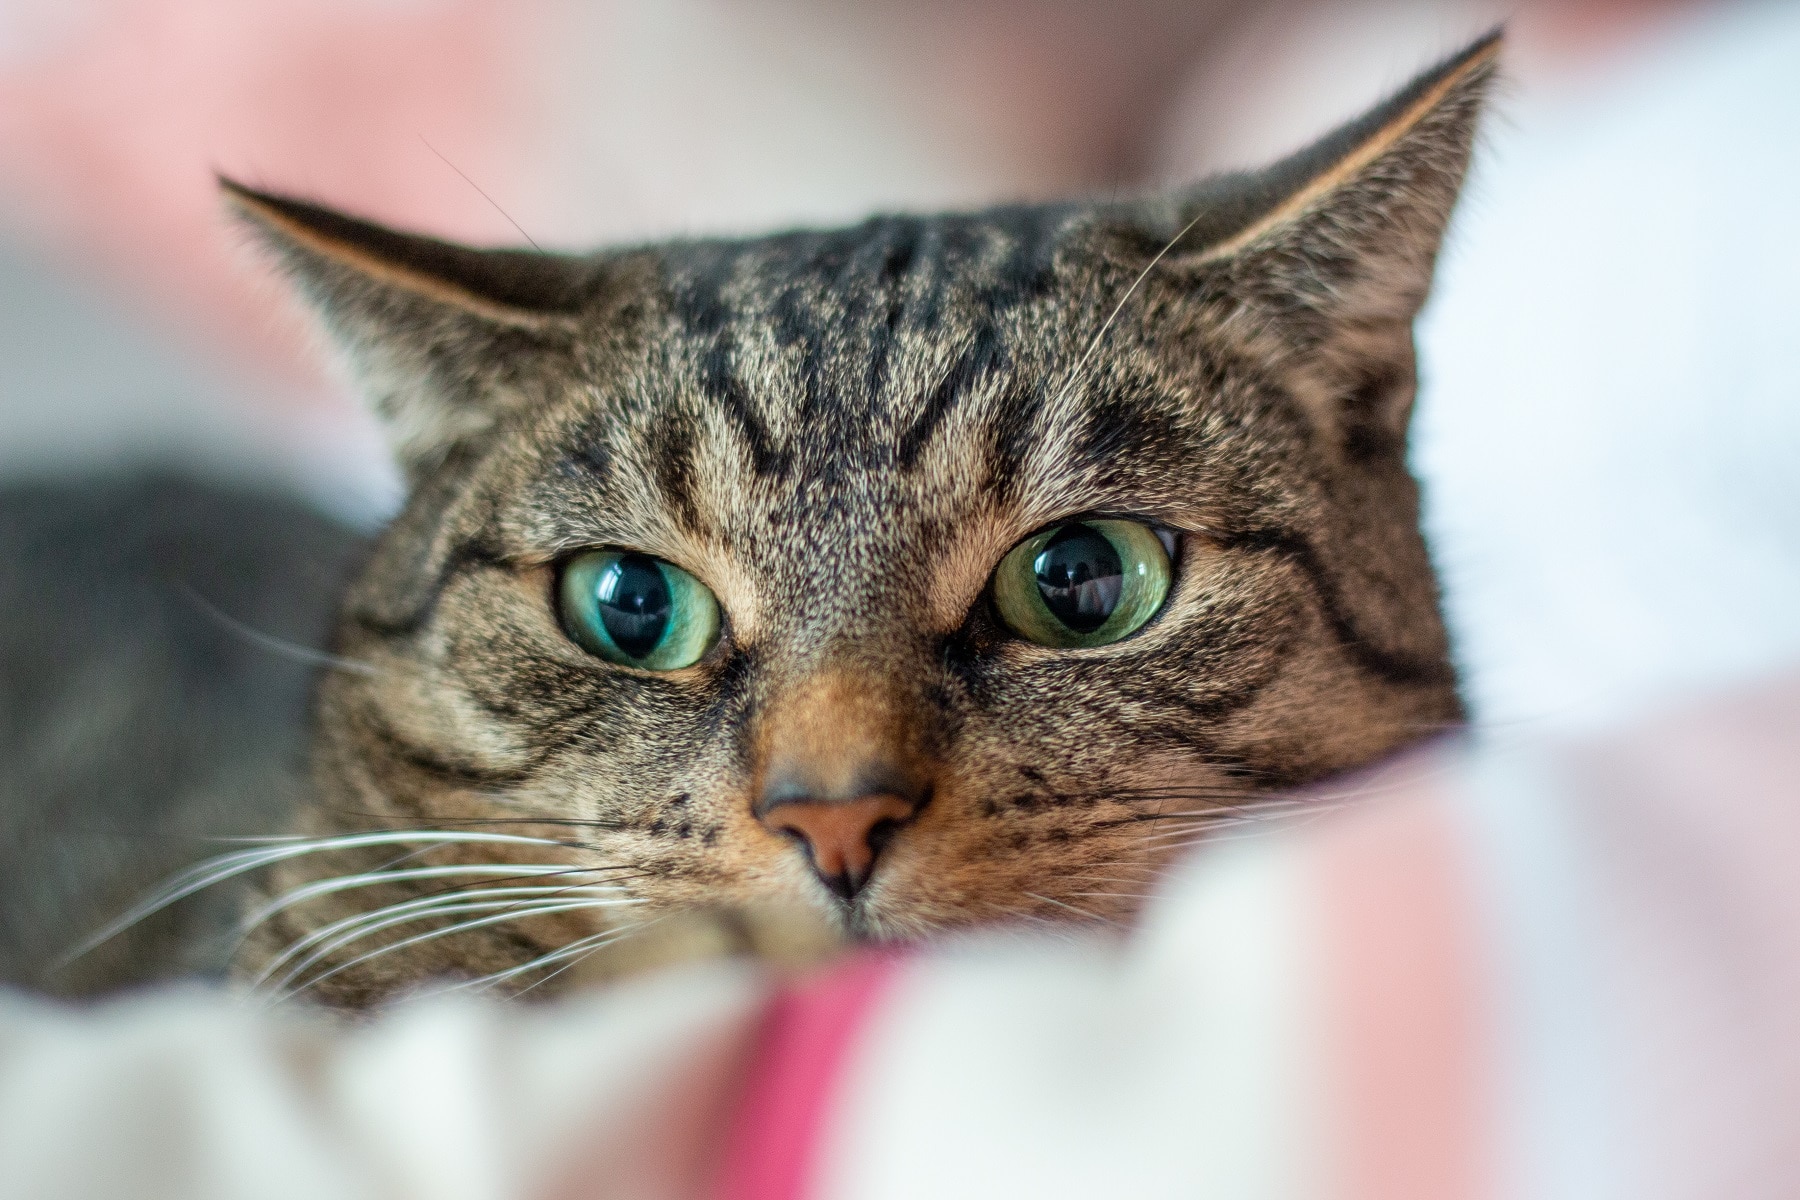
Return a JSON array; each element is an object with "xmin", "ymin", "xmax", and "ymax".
[{"xmin": 1, "ymin": 667, "xmax": 1795, "ymax": 1200}]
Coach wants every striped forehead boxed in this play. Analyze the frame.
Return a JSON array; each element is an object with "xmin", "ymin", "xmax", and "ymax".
[
  {"xmin": 527, "ymin": 206, "xmax": 1228, "ymax": 575},
  {"xmin": 662, "ymin": 214, "xmax": 1072, "ymax": 422},
  {"xmin": 610, "ymin": 215, "xmax": 1071, "ymax": 521}
]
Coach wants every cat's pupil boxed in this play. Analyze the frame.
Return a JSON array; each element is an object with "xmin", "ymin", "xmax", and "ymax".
[
  {"xmin": 1032, "ymin": 524, "xmax": 1123, "ymax": 633},
  {"xmin": 595, "ymin": 554, "xmax": 672, "ymax": 658}
]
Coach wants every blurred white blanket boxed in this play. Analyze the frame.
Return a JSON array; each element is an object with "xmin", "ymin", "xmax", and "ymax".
[{"xmin": 1414, "ymin": 0, "xmax": 1800, "ymax": 729}]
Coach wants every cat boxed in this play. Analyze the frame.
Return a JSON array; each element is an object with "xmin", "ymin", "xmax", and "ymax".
[{"xmin": 153, "ymin": 34, "xmax": 1496, "ymax": 1007}]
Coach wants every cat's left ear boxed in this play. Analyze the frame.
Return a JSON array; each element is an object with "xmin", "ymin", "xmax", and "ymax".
[
  {"xmin": 222, "ymin": 180, "xmax": 597, "ymax": 478},
  {"xmin": 1155, "ymin": 31, "xmax": 1501, "ymax": 453}
]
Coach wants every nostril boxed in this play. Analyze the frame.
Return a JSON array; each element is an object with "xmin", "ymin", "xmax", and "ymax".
[
  {"xmin": 770, "ymin": 824, "xmax": 864, "ymax": 900},
  {"xmin": 866, "ymin": 816, "xmax": 903, "ymax": 858},
  {"xmin": 818, "ymin": 865, "xmax": 863, "ymax": 902},
  {"xmin": 757, "ymin": 792, "xmax": 920, "ymax": 900}
]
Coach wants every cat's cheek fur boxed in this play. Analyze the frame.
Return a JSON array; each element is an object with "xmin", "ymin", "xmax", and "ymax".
[{"xmin": 854, "ymin": 751, "xmax": 1247, "ymax": 937}]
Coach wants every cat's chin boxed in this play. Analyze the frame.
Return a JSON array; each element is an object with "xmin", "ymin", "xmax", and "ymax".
[
  {"xmin": 553, "ymin": 893, "xmax": 1132, "ymax": 995},
  {"xmin": 557, "ymin": 902, "xmax": 849, "ymax": 989}
]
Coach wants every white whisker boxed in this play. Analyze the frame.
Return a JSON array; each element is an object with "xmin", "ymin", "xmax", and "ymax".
[
  {"xmin": 177, "ymin": 582, "xmax": 384, "ymax": 678},
  {"xmin": 253, "ymin": 886, "xmax": 632, "ymax": 992},
  {"xmin": 1050, "ymin": 207, "xmax": 1214, "ymax": 414},
  {"xmin": 270, "ymin": 897, "xmax": 641, "ymax": 1001},
  {"xmin": 1127, "ymin": 797, "xmax": 1311, "ymax": 819},
  {"xmin": 62, "ymin": 829, "xmax": 578, "ymax": 966},
  {"xmin": 1022, "ymin": 891, "xmax": 1109, "ymax": 924},
  {"xmin": 1146, "ymin": 812, "xmax": 1339, "ymax": 853},
  {"xmin": 450, "ymin": 922, "xmax": 648, "ymax": 996},
  {"xmin": 245, "ymin": 863, "xmax": 616, "ymax": 931}
]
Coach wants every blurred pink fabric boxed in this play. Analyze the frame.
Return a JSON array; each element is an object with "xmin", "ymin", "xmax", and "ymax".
[
  {"xmin": 0, "ymin": 0, "xmax": 538, "ymax": 407},
  {"xmin": 0, "ymin": 0, "xmax": 1690, "ymax": 421}
]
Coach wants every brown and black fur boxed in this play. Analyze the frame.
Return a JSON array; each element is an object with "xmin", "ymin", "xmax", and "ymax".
[{"xmin": 229, "ymin": 35, "xmax": 1496, "ymax": 1006}]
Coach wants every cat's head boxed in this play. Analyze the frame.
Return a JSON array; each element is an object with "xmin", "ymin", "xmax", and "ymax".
[{"xmin": 232, "ymin": 37, "xmax": 1491, "ymax": 970}]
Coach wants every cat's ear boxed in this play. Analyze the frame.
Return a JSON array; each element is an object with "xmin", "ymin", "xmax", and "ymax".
[
  {"xmin": 1159, "ymin": 31, "xmax": 1500, "ymax": 453},
  {"xmin": 222, "ymin": 180, "xmax": 596, "ymax": 477}
]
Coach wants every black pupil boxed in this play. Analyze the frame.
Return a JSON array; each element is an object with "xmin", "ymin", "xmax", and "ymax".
[
  {"xmin": 595, "ymin": 554, "xmax": 671, "ymax": 658},
  {"xmin": 1032, "ymin": 524, "xmax": 1123, "ymax": 633}
]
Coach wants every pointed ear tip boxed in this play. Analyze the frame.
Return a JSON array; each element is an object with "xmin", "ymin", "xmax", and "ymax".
[
  {"xmin": 1452, "ymin": 26, "xmax": 1506, "ymax": 79},
  {"xmin": 1395, "ymin": 27, "xmax": 1503, "ymax": 133},
  {"xmin": 217, "ymin": 176, "xmax": 282, "ymax": 225},
  {"xmin": 216, "ymin": 174, "xmax": 255, "ymax": 203}
]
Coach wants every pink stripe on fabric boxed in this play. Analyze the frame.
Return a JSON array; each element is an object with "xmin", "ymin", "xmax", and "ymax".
[
  {"xmin": 1311, "ymin": 760, "xmax": 1495, "ymax": 1200},
  {"xmin": 715, "ymin": 952, "xmax": 903, "ymax": 1200}
]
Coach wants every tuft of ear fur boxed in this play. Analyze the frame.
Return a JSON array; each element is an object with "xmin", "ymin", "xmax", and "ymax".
[
  {"xmin": 1160, "ymin": 31, "xmax": 1501, "ymax": 456},
  {"xmin": 222, "ymin": 180, "xmax": 598, "ymax": 477}
]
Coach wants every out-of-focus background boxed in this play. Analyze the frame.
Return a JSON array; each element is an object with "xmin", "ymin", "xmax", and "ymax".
[{"xmin": 0, "ymin": 0, "xmax": 1794, "ymax": 748}]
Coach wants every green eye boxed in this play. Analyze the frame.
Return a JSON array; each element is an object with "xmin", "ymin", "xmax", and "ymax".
[
  {"xmin": 992, "ymin": 519, "xmax": 1172, "ymax": 648},
  {"xmin": 558, "ymin": 550, "xmax": 721, "ymax": 670}
]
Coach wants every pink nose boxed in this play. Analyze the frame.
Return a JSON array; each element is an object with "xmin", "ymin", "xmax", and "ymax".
[{"xmin": 759, "ymin": 792, "xmax": 920, "ymax": 899}]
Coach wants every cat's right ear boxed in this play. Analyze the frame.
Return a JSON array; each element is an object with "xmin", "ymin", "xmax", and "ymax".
[
  {"xmin": 222, "ymin": 180, "xmax": 595, "ymax": 478},
  {"xmin": 1138, "ymin": 33, "xmax": 1499, "ymax": 455}
]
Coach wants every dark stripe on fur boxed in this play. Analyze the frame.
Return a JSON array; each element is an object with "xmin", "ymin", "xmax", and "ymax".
[
  {"xmin": 898, "ymin": 325, "xmax": 1007, "ymax": 469},
  {"xmin": 349, "ymin": 536, "xmax": 511, "ymax": 640},
  {"xmin": 1219, "ymin": 527, "xmax": 1455, "ymax": 688},
  {"xmin": 702, "ymin": 340, "xmax": 789, "ymax": 478},
  {"xmin": 362, "ymin": 711, "xmax": 539, "ymax": 789}
]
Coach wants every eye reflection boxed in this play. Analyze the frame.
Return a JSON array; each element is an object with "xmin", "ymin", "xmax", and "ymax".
[
  {"xmin": 1032, "ymin": 524, "xmax": 1124, "ymax": 633},
  {"xmin": 557, "ymin": 549, "xmax": 720, "ymax": 670},
  {"xmin": 594, "ymin": 553, "xmax": 672, "ymax": 658},
  {"xmin": 992, "ymin": 518, "xmax": 1173, "ymax": 648}
]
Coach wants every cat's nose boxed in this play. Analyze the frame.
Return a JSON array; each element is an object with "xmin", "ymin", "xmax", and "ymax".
[
  {"xmin": 753, "ymin": 669, "xmax": 931, "ymax": 898},
  {"xmin": 757, "ymin": 789, "xmax": 923, "ymax": 900}
]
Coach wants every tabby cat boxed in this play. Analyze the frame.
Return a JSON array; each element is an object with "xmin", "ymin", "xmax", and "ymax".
[{"xmin": 213, "ymin": 35, "xmax": 1494, "ymax": 1006}]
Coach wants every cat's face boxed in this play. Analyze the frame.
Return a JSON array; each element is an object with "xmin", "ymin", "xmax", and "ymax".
[{"xmin": 235, "ymin": 37, "xmax": 1492, "ymax": 998}]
